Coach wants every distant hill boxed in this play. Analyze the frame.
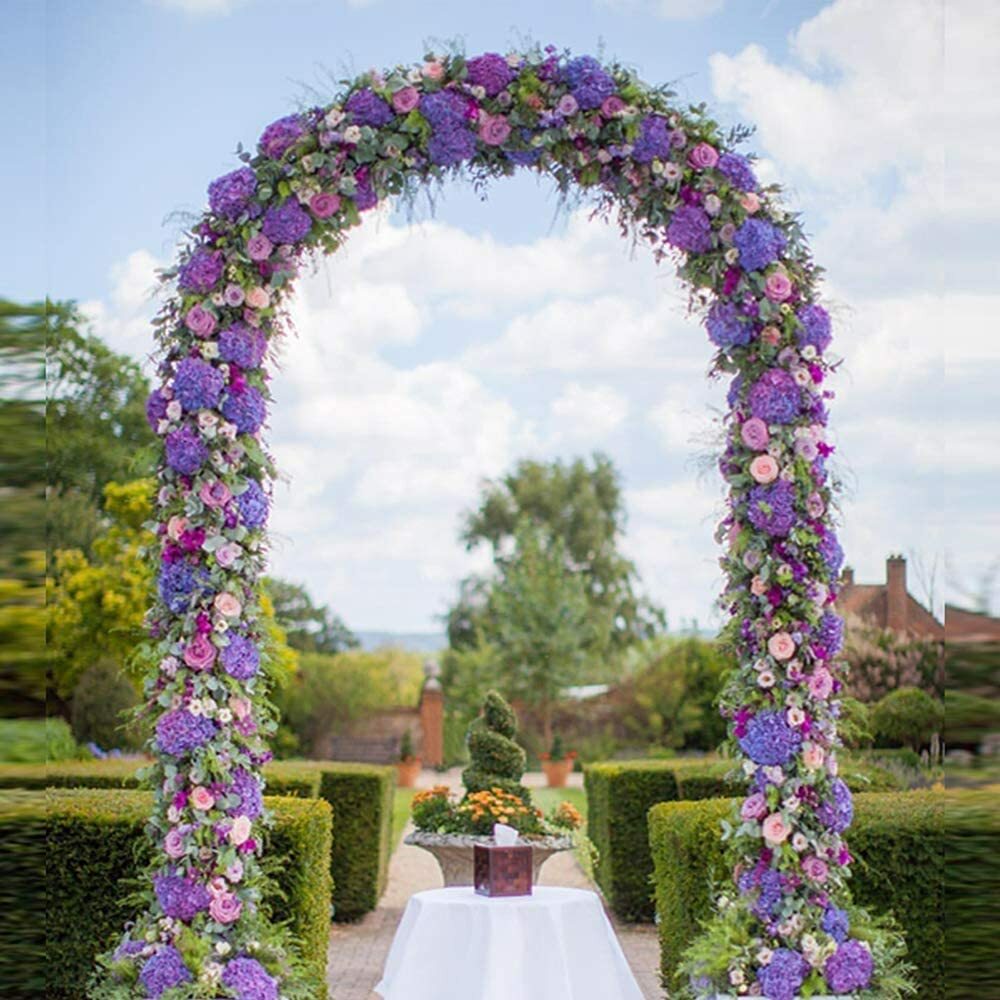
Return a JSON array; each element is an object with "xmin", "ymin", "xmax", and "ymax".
[{"xmin": 355, "ymin": 631, "xmax": 447, "ymax": 654}]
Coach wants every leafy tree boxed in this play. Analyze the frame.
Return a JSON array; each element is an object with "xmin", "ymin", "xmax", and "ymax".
[
  {"xmin": 454, "ymin": 453, "xmax": 664, "ymax": 654},
  {"xmin": 69, "ymin": 659, "xmax": 142, "ymax": 752},
  {"xmin": 0, "ymin": 551, "xmax": 47, "ymax": 716},
  {"xmin": 872, "ymin": 687, "xmax": 944, "ymax": 752},
  {"xmin": 484, "ymin": 520, "xmax": 596, "ymax": 744},
  {"xmin": 843, "ymin": 613, "xmax": 944, "ymax": 701},
  {"xmin": 264, "ymin": 577, "xmax": 359, "ymax": 654}
]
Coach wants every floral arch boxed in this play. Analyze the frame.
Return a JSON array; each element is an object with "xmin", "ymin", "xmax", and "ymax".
[{"xmin": 96, "ymin": 46, "xmax": 908, "ymax": 1000}]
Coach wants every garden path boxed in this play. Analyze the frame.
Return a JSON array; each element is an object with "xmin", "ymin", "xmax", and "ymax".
[{"xmin": 326, "ymin": 769, "xmax": 662, "ymax": 999}]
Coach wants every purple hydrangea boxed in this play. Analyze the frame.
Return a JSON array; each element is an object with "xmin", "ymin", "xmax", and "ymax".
[
  {"xmin": 146, "ymin": 388, "xmax": 168, "ymax": 430},
  {"xmin": 817, "ymin": 778, "xmax": 854, "ymax": 833},
  {"xmin": 345, "ymin": 87, "xmax": 394, "ymax": 127},
  {"xmin": 236, "ymin": 479, "xmax": 269, "ymax": 528},
  {"xmin": 738, "ymin": 709, "xmax": 802, "ymax": 765},
  {"xmin": 259, "ymin": 114, "xmax": 305, "ymax": 159},
  {"xmin": 816, "ymin": 610, "xmax": 845, "ymax": 655},
  {"xmin": 222, "ymin": 957, "xmax": 279, "ymax": 1000},
  {"xmin": 665, "ymin": 204, "xmax": 713, "ymax": 253},
  {"xmin": 506, "ymin": 146, "xmax": 542, "ymax": 166},
  {"xmin": 822, "ymin": 905, "xmax": 850, "ymax": 943},
  {"xmin": 632, "ymin": 114, "xmax": 672, "ymax": 163},
  {"xmin": 153, "ymin": 874, "xmax": 211, "ymax": 922},
  {"xmin": 155, "ymin": 709, "xmax": 217, "ymax": 757},
  {"xmin": 173, "ymin": 357, "xmax": 225, "ymax": 412},
  {"xmin": 747, "ymin": 480, "xmax": 798, "ymax": 538},
  {"xmin": 231, "ymin": 767, "xmax": 264, "ymax": 819},
  {"xmin": 706, "ymin": 301, "xmax": 754, "ymax": 348},
  {"xmin": 734, "ymin": 218, "xmax": 787, "ymax": 272},
  {"xmin": 727, "ymin": 374, "xmax": 744, "ymax": 409},
  {"xmin": 208, "ymin": 167, "xmax": 257, "ymax": 220},
  {"xmin": 420, "ymin": 90, "xmax": 469, "ymax": 129},
  {"xmin": 465, "ymin": 52, "xmax": 514, "ymax": 96},
  {"xmin": 221, "ymin": 632, "xmax": 261, "ymax": 680},
  {"xmin": 158, "ymin": 561, "xmax": 206, "ymax": 614},
  {"xmin": 562, "ymin": 55, "xmax": 616, "ymax": 110},
  {"xmin": 738, "ymin": 866, "xmax": 783, "ymax": 920},
  {"xmin": 797, "ymin": 303, "xmax": 833, "ymax": 353},
  {"xmin": 140, "ymin": 946, "xmax": 192, "ymax": 997},
  {"xmin": 758, "ymin": 948, "xmax": 809, "ymax": 1000},
  {"xmin": 354, "ymin": 174, "xmax": 378, "ymax": 211},
  {"xmin": 428, "ymin": 125, "xmax": 477, "ymax": 166},
  {"xmin": 222, "ymin": 384, "xmax": 267, "ymax": 435},
  {"xmin": 112, "ymin": 937, "xmax": 145, "ymax": 962},
  {"xmin": 219, "ymin": 322, "xmax": 268, "ymax": 370},
  {"xmin": 165, "ymin": 425, "xmax": 209, "ymax": 475},
  {"xmin": 178, "ymin": 248, "xmax": 225, "ymax": 294},
  {"xmin": 717, "ymin": 152, "xmax": 758, "ymax": 191},
  {"xmin": 819, "ymin": 531, "xmax": 845, "ymax": 578},
  {"xmin": 261, "ymin": 199, "xmax": 312, "ymax": 245},
  {"xmin": 748, "ymin": 369, "xmax": 801, "ymax": 425},
  {"xmin": 825, "ymin": 939, "xmax": 874, "ymax": 994}
]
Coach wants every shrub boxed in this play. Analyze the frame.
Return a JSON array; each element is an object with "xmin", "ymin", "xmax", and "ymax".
[
  {"xmin": 584, "ymin": 757, "xmax": 902, "ymax": 921},
  {"xmin": 69, "ymin": 660, "xmax": 142, "ymax": 752},
  {"xmin": 944, "ymin": 690, "xmax": 1000, "ymax": 746},
  {"xmin": 873, "ymin": 687, "xmax": 944, "ymax": 751},
  {"xmin": 462, "ymin": 690, "xmax": 529, "ymax": 801},
  {"xmin": 649, "ymin": 791, "xmax": 954, "ymax": 997},
  {"xmin": 0, "ymin": 717, "xmax": 80, "ymax": 764},
  {"xmin": 29, "ymin": 789, "xmax": 331, "ymax": 999}
]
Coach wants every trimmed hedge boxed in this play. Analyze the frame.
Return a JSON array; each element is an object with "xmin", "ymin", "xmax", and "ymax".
[
  {"xmin": 35, "ymin": 789, "xmax": 331, "ymax": 1000},
  {"xmin": 0, "ymin": 757, "xmax": 394, "ymax": 922},
  {"xmin": 649, "ymin": 791, "xmax": 954, "ymax": 997},
  {"xmin": 584, "ymin": 757, "xmax": 901, "ymax": 921}
]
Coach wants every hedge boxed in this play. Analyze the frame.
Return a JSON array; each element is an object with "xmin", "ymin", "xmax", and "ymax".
[
  {"xmin": 649, "ymin": 791, "xmax": 958, "ymax": 997},
  {"xmin": 0, "ymin": 757, "xmax": 395, "ymax": 922},
  {"xmin": 584, "ymin": 756, "xmax": 900, "ymax": 921},
  {"xmin": 20, "ymin": 789, "xmax": 331, "ymax": 1000}
]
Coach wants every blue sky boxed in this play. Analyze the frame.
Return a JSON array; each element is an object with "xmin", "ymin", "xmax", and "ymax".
[{"xmin": 10, "ymin": 0, "xmax": 998, "ymax": 631}]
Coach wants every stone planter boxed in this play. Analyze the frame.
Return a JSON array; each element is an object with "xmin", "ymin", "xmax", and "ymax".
[{"xmin": 404, "ymin": 831, "xmax": 574, "ymax": 886}]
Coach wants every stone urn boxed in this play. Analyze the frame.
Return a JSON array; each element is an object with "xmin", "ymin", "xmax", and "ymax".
[{"xmin": 404, "ymin": 830, "xmax": 574, "ymax": 886}]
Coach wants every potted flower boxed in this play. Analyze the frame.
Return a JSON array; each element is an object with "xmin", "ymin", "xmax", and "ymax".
[
  {"xmin": 406, "ymin": 691, "xmax": 581, "ymax": 885},
  {"xmin": 396, "ymin": 729, "xmax": 421, "ymax": 788},
  {"xmin": 539, "ymin": 733, "xmax": 576, "ymax": 788}
]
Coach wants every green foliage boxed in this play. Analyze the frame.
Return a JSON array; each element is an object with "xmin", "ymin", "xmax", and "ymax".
[
  {"xmin": 944, "ymin": 689, "xmax": 1000, "ymax": 745},
  {"xmin": 462, "ymin": 690, "xmax": 529, "ymax": 801},
  {"xmin": 451, "ymin": 454, "xmax": 664, "ymax": 654},
  {"xmin": 872, "ymin": 687, "xmax": 944, "ymax": 751},
  {"xmin": 439, "ymin": 639, "xmax": 502, "ymax": 764},
  {"xmin": 275, "ymin": 649, "xmax": 423, "ymax": 756},
  {"xmin": 0, "ymin": 552, "xmax": 46, "ymax": 715},
  {"xmin": 399, "ymin": 728, "xmax": 415, "ymax": 761},
  {"xmin": 69, "ymin": 660, "xmax": 142, "ymax": 752},
  {"xmin": 264, "ymin": 576, "xmax": 359, "ymax": 654},
  {"xmin": 0, "ymin": 718, "xmax": 82, "ymax": 764},
  {"xmin": 843, "ymin": 613, "xmax": 944, "ymax": 700},
  {"xmin": 31, "ymin": 790, "xmax": 330, "ymax": 999},
  {"xmin": 838, "ymin": 695, "xmax": 875, "ymax": 748},
  {"xmin": 650, "ymin": 791, "xmax": 948, "ymax": 997}
]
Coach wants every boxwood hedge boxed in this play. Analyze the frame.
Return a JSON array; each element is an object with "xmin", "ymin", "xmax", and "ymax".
[
  {"xmin": 0, "ymin": 758, "xmax": 394, "ymax": 922},
  {"xmin": 584, "ymin": 757, "xmax": 901, "ymax": 921},
  {"xmin": 28, "ymin": 789, "xmax": 331, "ymax": 1000},
  {"xmin": 648, "ymin": 790, "xmax": 958, "ymax": 997}
]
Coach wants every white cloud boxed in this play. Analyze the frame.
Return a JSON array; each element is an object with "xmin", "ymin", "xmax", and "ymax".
[
  {"xmin": 151, "ymin": 0, "xmax": 250, "ymax": 14},
  {"xmin": 549, "ymin": 383, "xmax": 629, "ymax": 444},
  {"xmin": 597, "ymin": 0, "xmax": 726, "ymax": 20}
]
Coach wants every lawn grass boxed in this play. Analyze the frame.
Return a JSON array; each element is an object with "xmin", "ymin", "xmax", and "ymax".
[{"xmin": 391, "ymin": 786, "xmax": 417, "ymax": 848}]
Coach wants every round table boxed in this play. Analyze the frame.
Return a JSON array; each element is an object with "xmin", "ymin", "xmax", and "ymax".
[{"xmin": 375, "ymin": 886, "xmax": 645, "ymax": 1000}]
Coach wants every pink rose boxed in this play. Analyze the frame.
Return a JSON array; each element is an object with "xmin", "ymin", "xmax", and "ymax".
[
  {"xmin": 185, "ymin": 305, "xmax": 217, "ymax": 338},
  {"xmin": 557, "ymin": 93, "xmax": 579, "ymax": 116},
  {"xmin": 758, "ymin": 325, "xmax": 780, "ymax": 347},
  {"xmin": 245, "ymin": 286, "xmax": 270, "ymax": 309},
  {"xmin": 765, "ymin": 271, "xmax": 794, "ymax": 303},
  {"xmin": 750, "ymin": 454, "xmax": 780, "ymax": 484},
  {"xmin": 224, "ymin": 284, "xmax": 245, "ymax": 307},
  {"xmin": 392, "ymin": 86, "xmax": 420, "ymax": 114},
  {"xmin": 164, "ymin": 827, "xmax": 186, "ymax": 859},
  {"xmin": 190, "ymin": 786, "xmax": 215, "ymax": 811},
  {"xmin": 762, "ymin": 812, "xmax": 791, "ymax": 845},
  {"xmin": 199, "ymin": 480, "xmax": 233, "ymax": 508},
  {"xmin": 741, "ymin": 792, "xmax": 769, "ymax": 821},
  {"xmin": 741, "ymin": 192, "xmax": 761, "ymax": 214},
  {"xmin": 229, "ymin": 697, "xmax": 251, "ymax": 721},
  {"xmin": 688, "ymin": 142, "xmax": 719, "ymax": 170},
  {"xmin": 183, "ymin": 635, "xmax": 217, "ymax": 671},
  {"xmin": 215, "ymin": 541, "xmax": 242, "ymax": 568},
  {"xmin": 740, "ymin": 417, "xmax": 770, "ymax": 451},
  {"xmin": 795, "ymin": 438, "xmax": 819, "ymax": 462},
  {"xmin": 422, "ymin": 61, "xmax": 444, "ymax": 80},
  {"xmin": 808, "ymin": 667, "xmax": 834, "ymax": 700},
  {"xmin": 214, "ymin": 592, "xmax": 242, "ymax": 618},
  {"xmin": 229, "ymin": 814, "xmax": 253, "ymax": 846},
  {"xmin": 767, "ymin": 631, "xmax": 796, "ymax": 661},
  {"xmin": 479, "ymin": 114, "xmax": 511, "ymax": 147},
  {"xmin": 209, "ymin": 890, "xmax": 242, "ymax": 924},
  {"xmin": 246, "ymin": 234, "xmax": 273, "ymax": 261},
  {"xmin": 801, "ymin": 856, "xmax": 829, "ymax": 883},
  {"xmin": 310, "ymin": 192, "xmax": 342, "ymax": 219},
  {"xmin": 166, "ymin": 515, "xmax": 188, "ymax": 542},
  {"xmin": 225, "ymin": 859, "xmax": 244, "ymax": 883},
  {"xmin": 751, "ymin": 576, "xmax": 767, "ymax": 597},
  {"xmin": 786, "ymin": 706, "xmax": 806, "ymax": 727},
  {"xmin": 802, "ymin": 743, "xmax": 825, "ymax": 770},
  {"xmin": 601, "ymin": 94, "xmax": 625, "ymax": 117},
  {"xmin": 806, "ymin": 492, "xmax": 825, "ymax": 518}
]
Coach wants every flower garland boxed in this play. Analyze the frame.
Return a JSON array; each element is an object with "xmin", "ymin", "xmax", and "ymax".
[{"xmin": 94, "ymin": 46, "xmax": 911, "ymax": 999}]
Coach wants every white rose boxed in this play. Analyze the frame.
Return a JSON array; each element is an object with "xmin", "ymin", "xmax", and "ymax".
[
  {"xmin": 188, "ymin": 699, "xmax": 203, "ymax": 717},
  {"xmin": 792, "ymin": 832, "xmax": 809, "ymax": 852},
  {"xmin": 201, "ymin": 341, "xmax": 220, "ymax": 360},
  {"xmin": 343, "ymin": 125, "xmax": 362, "ymax": 144},
  {"xmin": 324, "ymin": 108, "xmax": 345, "ymax": 128},
  {"xmin": 724, "ymin": 247, "xmax": 739, "ymax": 265},
  {"xmin": 166, "ymin": 400, "xmax": 182, "ymax": 421},
  {"xmin": 729, "ymin": 968, "xmax": 745, "ymax": 986},
  {"xmin": 218, "ymin": 708, "xmax": 233, "ymax": 724}
]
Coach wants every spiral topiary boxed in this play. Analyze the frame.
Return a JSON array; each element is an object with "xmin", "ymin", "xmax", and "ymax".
[{"xmin": 462, "ymin": 690, "xmax": 530, "ymax": 803}]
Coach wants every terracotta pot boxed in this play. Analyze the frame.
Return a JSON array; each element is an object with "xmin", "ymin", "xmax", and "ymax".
[
  {"xmin": 396, "ymin": 757, "xmax": 421, "ymax": 788},
  {"xmin": 541, "ymin": 757, "xmax": 573, "ymax": 788}
]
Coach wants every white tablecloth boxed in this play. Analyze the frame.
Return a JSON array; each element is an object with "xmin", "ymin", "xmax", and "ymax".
[{"xmin": 375, "ymin": 886, "xmax": 645, "ymax": 1000}]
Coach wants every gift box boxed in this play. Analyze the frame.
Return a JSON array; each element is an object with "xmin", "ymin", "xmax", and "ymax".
[{"xmin": 473, "ymin": 843, "xmax": 533, "ymax": 897}]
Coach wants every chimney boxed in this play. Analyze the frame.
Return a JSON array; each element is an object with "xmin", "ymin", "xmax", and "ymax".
[
  {"xmin": 841, "ymin": 567, "xmax": 855, "ymax": 588},
  {"xmin": 886, "ymin": 555, "xmax": 907, "ymax": 631}
]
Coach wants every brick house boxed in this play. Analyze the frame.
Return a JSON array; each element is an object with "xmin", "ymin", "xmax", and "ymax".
[{"xmin": 837, "ymin": 555, "xmax": 944, "ymax": 639}]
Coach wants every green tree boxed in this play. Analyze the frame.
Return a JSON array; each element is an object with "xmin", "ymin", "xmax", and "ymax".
[
  {"xmin": 872, "ymin": 687, "xmax": 944, "ymax": 753},
  {"xmin": 454, "ymin": 453, "xmax": 664, "ymax": 655},
  {"xmin": 485, "ymin": 521, "xmax": 596, "ymax": 744},
  {"xmin": 264, "ymin": 577, "xmax": 359, "ymax": 654}
]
